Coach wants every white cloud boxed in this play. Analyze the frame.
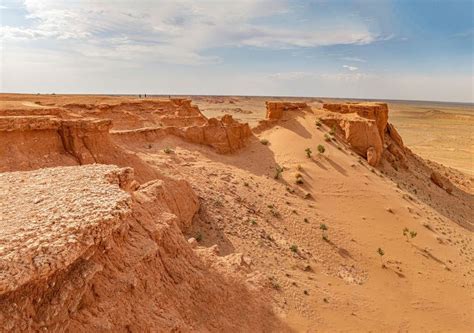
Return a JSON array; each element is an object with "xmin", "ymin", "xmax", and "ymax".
[
  {"xmin": 343, "ymin": 65, "xmax": 359, "ymax": 71},
  {"xmin": 341, "ymin": 56, "xmax": 365, "ymax": 63},
  {"xmin": 1, "ymin": 0, "xmax": 382, "ymax": 65}
]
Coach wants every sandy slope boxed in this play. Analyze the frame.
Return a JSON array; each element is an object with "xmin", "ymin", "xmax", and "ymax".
[{"xmin": 123, "ymin": 108, "xmax": 473, "ymax": 332}]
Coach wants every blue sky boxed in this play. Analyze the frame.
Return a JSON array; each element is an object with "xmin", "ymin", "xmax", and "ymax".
[{"xmin": 0, "ymin": 0, "xmax": 472, "ymax": 102}]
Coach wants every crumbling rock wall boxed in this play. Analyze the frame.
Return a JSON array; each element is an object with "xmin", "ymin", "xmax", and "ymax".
[
  {"xmin": 113, "ymin": 114, "xmax": 252, "ymax": 154},
  {"xmin": 0, "ymin": 165, "xmax": 287, "ymax": 332},
  {"xmin": 321, "ymin": 103, "xmax": 390, "ymax": 166},
  {"xmin": 0, "ymin": 116, "xmax": 158, "ymax": 182}
]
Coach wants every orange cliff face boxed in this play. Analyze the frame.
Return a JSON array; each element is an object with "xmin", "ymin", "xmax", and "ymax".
[{"xmin": 320, "ymin": 102, "xmax": 390, "ymax": 166}]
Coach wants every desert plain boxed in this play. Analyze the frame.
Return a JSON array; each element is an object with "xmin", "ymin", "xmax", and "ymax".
[{"xmin": 0, "ymin": 93, "xmax": 472, "ymax": 332}]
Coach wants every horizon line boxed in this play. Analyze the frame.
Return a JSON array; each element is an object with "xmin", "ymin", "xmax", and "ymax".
[{"xmin": 1, "ymin": 91, "xmax": 473, "ymax": 106}]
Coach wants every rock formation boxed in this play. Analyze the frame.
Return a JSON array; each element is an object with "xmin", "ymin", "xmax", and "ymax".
[
  {"xmin": 265, "ymin": 101, "xmax": 309, "ymax": 120},
  {"xmin": 0, "ymin": 116, "xmax": 158, "ymax": 182},
  {"xmin": 320, "ymin": 102, "xmax": 390, "ymax": 166},
  {"xmin": 0, "ymin": 165, "xmax": 287, "ymax": 332},
  {"xmin": 253, "ymin": 101, "xmax": 309, "ymax": 133}
]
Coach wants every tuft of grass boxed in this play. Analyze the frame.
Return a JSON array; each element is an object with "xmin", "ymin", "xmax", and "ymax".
[
  {"xmin": 403, "ymin": 227, "xmax": 417, "ymax": 241},
  {"xmin": 329, "ymin": 125, "xmax": 336, "ymax": 136},
  {"xmin": 324, "ymin": 134, "xmax": 331, "ymax": 142},
  {"xmin": 295, "ymin": 177, "xmax": 304, "ymax": 185},
  {"xmin": 320, "ymin": 223, "xmax": 328, "ymax": 240},
  {"xmin": 249, "ymin": 219, "xmax": 257, "ymax": 225},
  {"xmin": 305, "ymin": 148, "xmax": 312, "ymax": 158},
  {"xmin": 317, "ymin": 144, "xmax": 325, "ymax": 154},
  {"xmin": 163, "ymin": 147, "xmax": 173, "ymax": 154},
  {"xmin": 274, "ymin": 165, "xmax": 284, "ymax": 179},
  {"xmin": 315, "ymin": 121, "xmax": 322, "ymax": 127},
  {"xmin": 260, "ymin": 138, "xmax": 269, "ymax": 145},
  {"xmin": 290, "ymin": 244, "xmax": 298, "ymax": 253}
]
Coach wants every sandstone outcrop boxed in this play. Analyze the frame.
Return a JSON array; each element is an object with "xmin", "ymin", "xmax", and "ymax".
[
  {"xmin": 320, "ymin": 102, "xmax": 391, "ymax": 166},
  {"xmin": 265, "ymin": 101, "xmax": 308, "ymax": 120},
  {"xmin": 253, "ymin": 101, "xmax": 309, "ymax": 133},
  {"xmin": 0, "ymin": 116, "xmax": 159, "ymax": 182},
  {"xmin": 0, "ymin": 98, "xmax": 252, "ymax": 155},
  {"xmin": 0, "ymin": 165, "xmax": 286, "ymax": 332},
  {"xmin": 113, "ymin": 114, "xmax": 252, "ymax": 154},
  {"xmin": 323, "ymin": 102, "xmax": 388, "ymax": 142}
]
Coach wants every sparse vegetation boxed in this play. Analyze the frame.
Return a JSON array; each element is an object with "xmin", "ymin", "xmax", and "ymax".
[
  {"xmin": 324, "ymin": 134, "xmax": 331, "ymax": 142},
  {"xmin": 377, "ymin": 247, "xmax": 385, "ymax": 266},
  {"xmin": 274, "ymin": 165, "xmax": 284, "ymax": 179},
  {"xmin": 304, "ymin": 218, "xmax": 309, "ymax": 223},
  {"xmin": 315, "ymin": 121, "xmax": 322, "ymax": 127},
  {"xmin": 403, "ymin": 227, "xmax": 417, "ymax": 241},
  {"xmin": 290, "ymin": 244, "xmax": 298, "ymax": 253},
  {"xmin": 297, "ymin": 164, "xmax": 303, "ymax": 171},
  {"xmin": 329, "ymin": 125, "xmax": 336, "ymax": 135},
  {"xmin": 195, "ymin": 232, "xmax": 203, "ymax": 242},
  {"xmin": 317, "ymin": 144, "xmax": 325, "ymax": 154},
  {"xmin": 244, "ymin": 182, "xmax": 249, "ymax": 187},
  {"xmin": 295, "ymin": 176, "xmax": 304, "ymax": 185},
  {"xmin": 305, "ymin": 148, "xmax": 312, "ymax": 158},
  {"xmin": 260, "ymin": 138, "xmax": 269, "ymax": 145},
  {"xmin": 249, "ymin": 219, "xmax": 257, "ymax": 225},
  {"xmin": 320, "ymin": 223, "xmax": 328, "ymax": 240},
  {"xmin": 163, "ymin": 147, "xmax": 173, "ymax": 154}
]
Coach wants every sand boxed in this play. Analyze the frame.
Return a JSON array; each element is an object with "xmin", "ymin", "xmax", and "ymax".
[{"xmin": 0, "ymin": 93, "xmax": 472, "ymax": 332}]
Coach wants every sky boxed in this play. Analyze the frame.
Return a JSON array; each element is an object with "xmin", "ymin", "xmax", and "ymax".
[{"xmin": 0, "ymin": 0, "xmax": 473, "ymax": 102}]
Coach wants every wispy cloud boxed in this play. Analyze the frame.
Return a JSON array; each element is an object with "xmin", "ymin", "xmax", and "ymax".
[
  {"xmin": 343, "ymin": 65, "xmax": 358, "ymax": 71},
  {"xmin": 1, "ymin": 0, "xmax": 383, "ymax": 65},
  {"xmin": 341, "ymin": 56, "xmax": 365, "ymax": 63}
]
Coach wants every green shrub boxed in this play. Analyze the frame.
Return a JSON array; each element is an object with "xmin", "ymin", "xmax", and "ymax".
[
  {"xmin": 260, "ymin": 138, "xmax": 269, "ymax": 145},
  {"xmin": 305, "ymin": 148, "xmax": 312, "ymax": 158},
  {"xmin": 317, "ymin": 144, "xmax": 325, "ymax": 154},
  {"xmin": 290, "ymin": 244, "xmax": 298, "ymax": 253},
  {"xmin": 163, "ymin": 147, "xmax": 173, "ymax": 154}
]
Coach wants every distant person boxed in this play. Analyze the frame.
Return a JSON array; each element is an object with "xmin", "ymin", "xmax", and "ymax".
[
  {"xmin": 145, "ymin": 94, "xmax": 147, "ymax": 98},
  {"xmin": 139, "ymin": 94, "xmax": 141, "ymax": 98}
]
